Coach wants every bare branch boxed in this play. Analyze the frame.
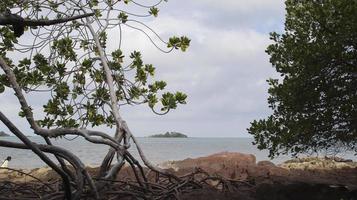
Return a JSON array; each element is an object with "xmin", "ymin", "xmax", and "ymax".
[
  {"xmin": 0, "ymin": 11, "xmax": 94, "ymax": 37},
  {"xmin": 0, "ymin": 139, "xmax": 99, "ymax": 199},
  {"xmin": 38, "ymin": 128, "xmax": 122, "ymax": 150},
  {"xmin": 0, "ymin": 12, "xmax": 94, "ymax": 26},
  {"xmin": 0, "ymin": 111, "xmax": 72, "ymax": 199}
]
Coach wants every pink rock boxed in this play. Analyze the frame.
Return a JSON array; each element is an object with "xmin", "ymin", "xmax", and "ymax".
[{"xmin": 170, "ymin": 152, "xmax": 256, "ymax": 179}]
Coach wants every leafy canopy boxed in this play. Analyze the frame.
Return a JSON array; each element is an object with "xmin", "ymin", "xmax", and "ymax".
[
  {"xmin": 248, "ymin": 0, "xmax": 357, "ymax": 158},
  {"xmin": 0, "ymin": 0, "xmax": 190, "ymax": 129}
]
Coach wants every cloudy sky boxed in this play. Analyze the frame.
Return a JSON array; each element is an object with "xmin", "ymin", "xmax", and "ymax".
[{"xmin": 0, "ymin": 0, "xmax": 286, "ymax": 137}]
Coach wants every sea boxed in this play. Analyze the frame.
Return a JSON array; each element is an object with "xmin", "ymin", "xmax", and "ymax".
[{"xmin": 0, "ymin": 136, "xmax": 355, "ymax": 169}]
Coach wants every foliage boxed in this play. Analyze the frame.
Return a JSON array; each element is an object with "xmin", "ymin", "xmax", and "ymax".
[
  {"xmin": 0, "ymin": 0, "xmax": 190, "ymax": 129},
  {"xmin": 0, "ymin": 1, "xmax": 192, "ymax": 198},
  {"xmin": 248, "ymin": 0, "xmax": 357, "ymax": 158}
]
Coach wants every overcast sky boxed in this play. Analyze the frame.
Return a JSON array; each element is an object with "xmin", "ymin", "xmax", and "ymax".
[{"xmin": 0, "ymin": 0, "xmax": 286, "ymax": 137}]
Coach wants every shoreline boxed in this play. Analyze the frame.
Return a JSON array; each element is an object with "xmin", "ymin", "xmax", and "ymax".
[
  {"xmin": 2, "ymin": 152, "xmax": 356, "ymax": 183},
  {"xmin": 3, "ymin": 154, "xmax": 356, "ymax": 171},
  {"xmin": 1, "ymin": 152, "xmax": 356, "ymax": 199},
  {"xmin": 2, "ymin": 137, "xmax": 356, "ymax": 169}
]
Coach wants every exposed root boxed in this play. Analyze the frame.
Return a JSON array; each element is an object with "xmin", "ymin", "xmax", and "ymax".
[{"xmin": 0, "ymin": 167, "xmax": 255, "ymax": 200}]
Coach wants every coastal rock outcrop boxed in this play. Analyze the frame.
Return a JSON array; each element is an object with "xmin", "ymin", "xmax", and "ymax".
[
  {"xmin": 161, "ymin": 152, "xmax": 256, "ymax": 179},
  {"xmin": 1, "ymin": 152, "xmax": 356, "ymax": 199},
  {"xmin": 279, "ymin": 157, "xmax": 357, "ymax": 170},
  {"xmin": 160, "ymin": 152, "xmax": 357, "ymax": 189}
]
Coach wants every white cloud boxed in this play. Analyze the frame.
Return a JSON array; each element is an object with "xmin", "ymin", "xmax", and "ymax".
[
  {"xmin": 0, "ymin": 1, "xmax": 284, "ymax": 137},
  {"xmin": 107, "ymin": 14, "xmax": 278, "ymax": 137},
  {"xmin": 191, "ymin": 0, "xmax": 284, "ymax": 13}
]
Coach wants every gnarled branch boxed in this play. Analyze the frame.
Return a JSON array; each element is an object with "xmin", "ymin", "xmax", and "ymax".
[{"xmin": 0, "ymin": 10, "xmax": 94, "ymax": 37}]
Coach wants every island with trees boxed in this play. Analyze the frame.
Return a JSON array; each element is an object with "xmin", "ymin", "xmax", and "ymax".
[
  {"xmin": 0, "ymin": 131, "xmax": 9, "ymax": 137},
  {"xmin": 149, "ymin": 132, "xmax": 188, "ymax": 138}
]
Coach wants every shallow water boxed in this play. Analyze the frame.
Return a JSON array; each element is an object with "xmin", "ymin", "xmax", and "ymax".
[{"xmin": 0, "ymin": 136, "xmax": 355, "ymax": 169}]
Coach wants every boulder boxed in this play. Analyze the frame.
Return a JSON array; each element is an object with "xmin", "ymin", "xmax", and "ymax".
[
  {"xmin": 257, "ymin": 161, "xmax": 275, "ymax": 167},
  {"xmin": 249, "ymin": 161, "xmax": 289, "ymax": 183},
  {"xmin": 162, "ymin": 152, "xmax": 256, "ymax": 179}
]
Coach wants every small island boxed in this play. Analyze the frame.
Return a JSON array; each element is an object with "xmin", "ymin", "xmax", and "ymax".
[
  {"xmin": 149, "ymin": 132, "xmax": 188, "ymax": 138},
  {"xmin": 0, "ymin": 131, "xmax": 10, "ymax": 137}
]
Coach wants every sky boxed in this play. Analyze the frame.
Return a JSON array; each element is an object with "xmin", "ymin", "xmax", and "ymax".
[{"xmin": 0, "ymin": 0, "xmax": 286, "ymax": 137}]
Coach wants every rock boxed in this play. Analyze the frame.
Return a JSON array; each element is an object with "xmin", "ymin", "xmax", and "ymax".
[
  {"xmin": 2, "ymin": 152, "xmax": 356, "ymax": 195},
  {"xmin": 330, "ymin": 157, "xmax": 353, "ymax": 163},
  {"xmin": 279, "ymin": 157, "xmax": 357, "ymax": 170},
  {"xmin": 257, "ymin": 161, "xmax": 275, "ymax": 167},
  {"xmin": 0, "ymin": 167, "xmax": 53, "ymax": 182},
  {"xmin": 159, "ymin": 160, "xmax": 180, "ymax": 171},
  {"xmin": 249, "ymin": 161, "xmax": 289, "ymax": 183},
  {"xmin": 27, "ymin": 167, "xmax": 58, "ymax": 181},
  {"xmin": 162, "ymin": 152, "xmax": 256, "ymax": 180}
]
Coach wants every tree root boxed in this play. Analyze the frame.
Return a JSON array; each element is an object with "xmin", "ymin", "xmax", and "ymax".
[{"xmin": 0, "ymin": 167, "xmax": 254, "ymax": 200}]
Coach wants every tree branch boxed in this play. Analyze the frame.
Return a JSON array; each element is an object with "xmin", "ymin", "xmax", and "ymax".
[
  {"xmin": 0, "ymin": 111, "xmax": 73, "ymax": 200},
  {"xmin": 38, "ymin": 128, "xmax": 122, "ymax": 150},
  {"xmin": 0, "ymin": 12, "xmax": 94, "ymax": 26},
  {"xmin": 0, "ymin": 56, "xmax": 42, "ymax": 131},
  {"xmin": 1, "ymin": 55, "xmax": 122, "ymax": 153},
  {"xmin": 0, "ymin": 139, "xmax": 99, "ymax": 199}
]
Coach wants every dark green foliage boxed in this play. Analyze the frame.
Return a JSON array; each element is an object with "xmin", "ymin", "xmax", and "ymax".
[{"xmin": 248, "ymin": 0, "xmax": 357, "ymax": 157}]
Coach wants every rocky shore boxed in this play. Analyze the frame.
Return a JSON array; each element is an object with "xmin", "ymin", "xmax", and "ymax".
[
  {"xmin": 1, "ymin": 152, "xmax": 356, "ymax": 199},
  {"xmin": 160, "ymin": 152, "xmax": 357, "ymax": 199},
  {"xmin": 160, "ymin": 152, "xmax": 357, "ymax": 187}
]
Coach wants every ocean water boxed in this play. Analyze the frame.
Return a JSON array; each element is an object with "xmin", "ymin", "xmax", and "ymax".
[{"xmin": 0, "ymin": 136, "xmax": 355, "ymax": 169}]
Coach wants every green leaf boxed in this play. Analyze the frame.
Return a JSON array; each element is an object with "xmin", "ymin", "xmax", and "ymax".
[
  {"xmin": 149, "ymin": 7, "xmax": 159, "ymax": 17},
  {"xmin": 118, "ymin": 12, "xmax": 128, "ymax": 23}
]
